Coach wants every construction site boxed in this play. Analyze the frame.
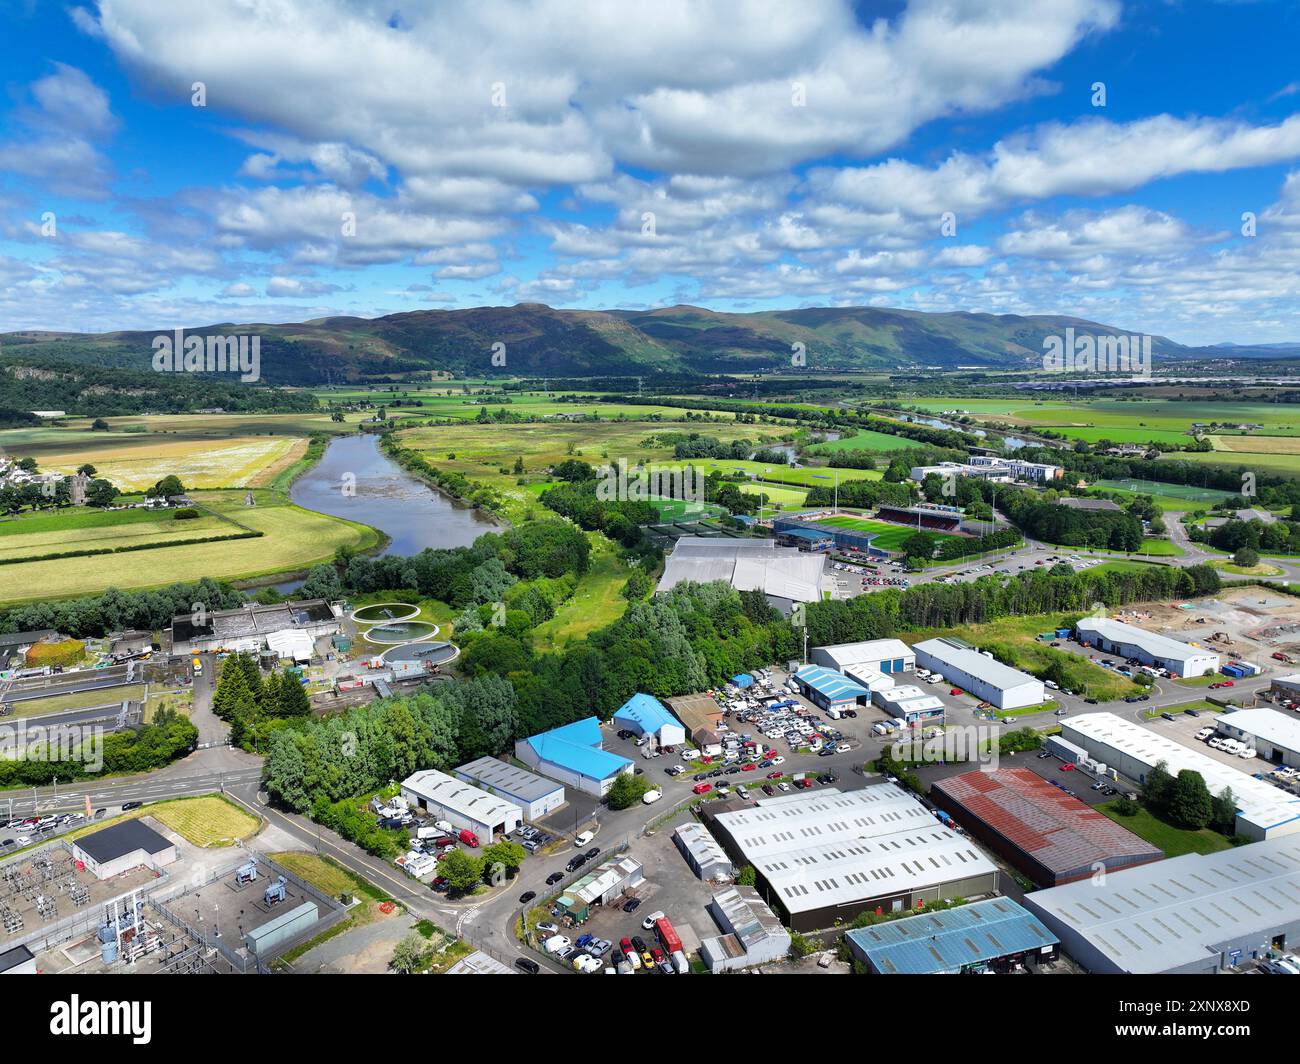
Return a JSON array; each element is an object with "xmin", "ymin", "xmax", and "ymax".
[{"xmin": 1113, "ymin": 586, "xmax": 1300, "ymax": 669}]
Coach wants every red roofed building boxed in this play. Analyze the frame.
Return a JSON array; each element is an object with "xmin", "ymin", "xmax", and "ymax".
[{"xmin": 931, "ymin": 768, "xmax": 1164, "ymax": 887}]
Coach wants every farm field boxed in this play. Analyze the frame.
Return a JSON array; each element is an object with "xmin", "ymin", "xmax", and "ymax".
[
  {"xmin": 0, "ymin": 505, "xmax": 239, "ymax": 562},
  {"xmin": 35, "ymin": 435, "xmax": 301, "ymax": 491},
  {"xmin": 0, "ymin": 489, "xmax": 379, "ymax": 605},
  {"xmin": 658, "ymin": 459, "xmax": 881, "ymax": 488},
  {"xmin": 1166, "ymin": 449, "xmax": 1300, "ymax": 477},
  {"xmin": 811, "ymin": 428, "xmax": 914, "ymax": 453}
]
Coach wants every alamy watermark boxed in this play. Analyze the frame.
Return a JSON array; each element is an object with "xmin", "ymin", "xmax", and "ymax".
[
  {"xmin": 889, "ymin": 724, "xmax": 1001, "ymax": 772},
  {"xmin": 152, "ymin": 328, "xmax": 261, "ymax": 382},
  {"xmin": 597, "ymin": 458, "xmax": 706, "ymax": 509},
  {"xmin": 0, "ymin": 722, "xmax": 105, "ymax": 772},
  {"xmin": 1042, "ymin": 328, "xmax": 1151, "ymax": 380}
]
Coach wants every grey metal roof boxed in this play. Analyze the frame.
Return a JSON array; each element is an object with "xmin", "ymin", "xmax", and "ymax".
[
  {"xmin": 1023, "ymin": 836, "xmax": 1300, "ymax": 973},
  {"xmin": 75, "ymin": 819, "xmax": 171, "ymax": 864},
  {"xmin": 455, "ymin": 756, "xmax": 565, "ymax": 803}
]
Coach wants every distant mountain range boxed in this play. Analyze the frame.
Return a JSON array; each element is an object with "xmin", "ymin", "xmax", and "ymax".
[{"xmin": 2, "ymin": 304, "xmax": 1294, "ymax": 385}]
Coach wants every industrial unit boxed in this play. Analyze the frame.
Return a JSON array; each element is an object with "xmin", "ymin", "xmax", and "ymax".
[
  {"xmin": 705, "ymin": 785, "xmax": 999, "ymax": 932},
  {"xmin": 1216, "ymin": 708, "xmax": 1300, "ymax": 768},
  {"xmin": 700, "ymin": 885, "xmax": 792, "ymax": 972},
  {"xmin": 792, "ymin": 665, "xmax": 871, "ymax": 714},
  {"xmin": 810, "ymin": 639, "xmax": 915, "ymax": 676},
  {"xmin": 770, "ymin": 514, "xmax": 882, "ymax": 554},
  {"xmin": 71, "ymin": 820, "xmax": 177, "ymax": 880},
  {"xmin": 1022, "ymin": 836, "xmax": 1300, "ymax": 973},
  {"xmin": 673, "ymin": 822, "xmax": 735, "ymax": 882},
  {"xmin": 872, "ymin": 685, "xmax": 945, "ymax": 724},
  {"xmin": 1074, "ymin": 616, "xmax": 1220, "ymax": 678},
  {"xmin": 656, "ymin": 536, "xmax": 826, "ymax": 612},
  {"xmin": 666, "ymin": 693, "xmax": 724, "ymax": 745},
  {"xmin": 845, "ymin": 897, "xmax": 1059, "ymax": 974},
  {"xmin": 169, "ymin": 599, "xmax": 342, "ymax": 656},
  {"xmin": 913, "ymin": 637, "xmax": 1045, "ymax": 710},
  {"xmin": 400, "ymin": 768, "xmax": 522, "ymax": 841},
  {"xmin": 515, "ymin": 717, "xmax": 633, "ymax": 797},
  {"xmin": 1061, "ymin": 713, "xmax": 1300, "ymax": 841},
  {"xmin": 612, "ymin": 692, "xmax": 686, "ymax": 747},
  {"xmin": 555, "ymin": 856, "xmax": 645, "ymax": 921},
  {"xmin": 452, "ymin": 756, "xmax": 566, "ymax": 821},
  {"xmin": 931, "ymin": 768, "xmax": 1164, "ymax": 886}
]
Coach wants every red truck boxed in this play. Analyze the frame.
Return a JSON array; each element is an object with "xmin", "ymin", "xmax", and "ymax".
[
  {"xmin": 655, "ymin": 916, "xmax": 683, "ymax": 955},
  {"xmin": 458, "ymin": 828, "xmax": 480, "ymax": 847}
]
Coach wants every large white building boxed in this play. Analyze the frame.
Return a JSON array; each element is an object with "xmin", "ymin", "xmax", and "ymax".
[
  {"xmin": 1060, "ymin": 713, "xmax": 1300, "ymax": 841},
  {"xmin": 913, "ymin": 637, "xmax": 1046, "ymax": 710},
  {"xmin": 1074, "ymin": 616, "xmax": 1220, "ymax": 679},
  {"xmin": 1023, "ymin": 836, "xmax": 1300, "ymax": 974},
  {"xmin": 810, "ymin": 639, "xmax": 914, "ymax": 676},
  {"xmin": 1216, "ymin": 708, "xmax": 1300, "ymax": 770},
  {"xmin": 705, "ymin": 785, "xmax": 998, "ymax": 931},
  {"xmin": 656, "ymin": 537, "xmax": 826, "ymax": 613},
  {"xmin": 400, "ymin": 768, "xmax": 522, "ymax": 842},
  {"xmin": 909, "ymin": 457, "xmax": 1061, "ymax": 484}
]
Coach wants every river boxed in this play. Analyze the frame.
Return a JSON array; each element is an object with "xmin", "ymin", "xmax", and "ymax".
[{"xmin": 269, "ymin": 433, "xmax": 498, "ymax": 591}]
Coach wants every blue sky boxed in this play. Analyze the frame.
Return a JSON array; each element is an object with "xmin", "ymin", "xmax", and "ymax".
[{"xmin": 0, "ymin": 0, "xmax": 1298, "ymax": 345}]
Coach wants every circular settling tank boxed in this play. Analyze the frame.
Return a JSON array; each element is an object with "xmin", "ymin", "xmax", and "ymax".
[
  {"xmin": 382, "ymin": 641, "xmax": 460, "ymax": 667},
  {"xmin": 350, "ymin": 602, "xmax": 422, "ymax": 624},
  {"xmin": 362, "ymin": 620, "xmax": 440, "ymax": 644}
]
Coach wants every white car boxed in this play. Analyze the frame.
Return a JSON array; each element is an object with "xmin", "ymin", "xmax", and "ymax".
[
  {"xmin": 573, "ymin": 954, "xmax": 604, "ymax": 974},
  {"xmin": 574, "ymin": 830, "xmax": 594, "ymax": 847},
  {"xmin": 770, "ymin": 755, "xmax": 785, "ymax": 766},
  {"xmin": 537, "ymin": 922, "xmax": 559, "ymax": 936},
  {"xmin": 641, "ymin": 789, "xmax": 662, "ymax": 805},
  {"xmin": 1195, "ymin": 727, "xmax": 1215, "ymax": 741},
  {"xmin": 836, "ymin": 742, "xmax": 851, "ymax": 753},
  {"xmin": 543, "ymin": 935, "xmax": 571, "ymax": 954},
  {"xmin": 642, "ymin": 910, "xmax": 665, "ymax": 930}
]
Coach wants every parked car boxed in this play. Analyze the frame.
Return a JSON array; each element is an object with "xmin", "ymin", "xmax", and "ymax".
[
  {"xmin": 546, "ymin": 871, "xmax": 564, "ymax": 885},
  {"xmin": 515, "ymin": 957, "xmax": 540, "ymax": 974},
  {"xmin": 519, "ymin": 890, "xmax": 536, "ymax": 904},
  {"xmin": 693, "ymin": 783, "xmax": 712, "ymax": 795},
  {"xmin": 623, "ymin": 897, "xmax": 642, "ymax": 913}
]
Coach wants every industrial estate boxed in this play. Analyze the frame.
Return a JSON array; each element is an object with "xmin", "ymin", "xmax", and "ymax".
[{"xmin": 1, "ymin": 3, "xmax": 1299, "ymax": 1030}]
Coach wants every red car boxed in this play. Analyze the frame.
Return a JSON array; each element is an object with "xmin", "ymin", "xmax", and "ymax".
[
  {"xmin": 950, "ymin": 688, "xmax": 963, "ymax": 696},
  {"xmin": 620, "ymin": 937, "xmax": 635, "ymax": 955},
  {"xmin": 766, "ymin": 771, "xmax": 783, "ymax": 779},
  {"xmin": 1221, "ymin": 679, "xmax": 1235, "ymax": 687},
  {"xmin": 794, "ymin": 778, "xmax": 813, "ymax": 789},
  {"xmin": 692, "ymin": 783, "xmax": 712, "ymax": 795},
  {"xmin": 1059, "ymin": 763, "xmax": 1075, "ymax": 771},
  {"xmin": 741, "ymin": 762, "xmax": 757, "ymax": 772}
]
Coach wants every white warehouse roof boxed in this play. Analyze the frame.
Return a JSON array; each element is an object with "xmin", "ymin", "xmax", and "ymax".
[
  {"xmin": 812, "ymin": 639, "xmax": 913, "ymax": 671},
  {"xmin": 711, "ymin": 785, "xmax": 997, "ymax": 917},
  {"xmin": 401, "ymin": 768, "xmax": 519, "ymax": 827},
  {"xmin": 1062, "ymin": 713, "xmax": 1300, "ymax": 836},
  {"xmin": 1075, "ymin": 616, "xmax": 1213, "ymax": 667},
  {"xmin": 913, "ymin": 638, "xmax": 1040, "ymax": 693},
  {"xmin": 1218, "ymin": 708, "xmax": 1300, "ymax": 754},
  {"xmin": 1023, "ymin": 836, "xmax": 1300, "ymax": 974}
]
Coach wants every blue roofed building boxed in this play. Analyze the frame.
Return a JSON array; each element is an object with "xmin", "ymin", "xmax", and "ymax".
[
  {"xmin": 612, "ymin": 693, "xmax": 686, "ymax": 747},
  {"xmin": 792, "ymin": 664, "xmax": 870, "ymax": 713},
  {"xmin": 515, "ymin": 717, "xmax": 634, "ymax": 797},
  {"xmin": 845, "ymin": 897, "xmax": 1059, "ymax": 974}
]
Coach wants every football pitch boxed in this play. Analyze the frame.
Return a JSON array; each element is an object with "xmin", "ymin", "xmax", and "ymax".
[{"xmin": 813, "ymin": 513, "xmax": 960, "ymax": 550}]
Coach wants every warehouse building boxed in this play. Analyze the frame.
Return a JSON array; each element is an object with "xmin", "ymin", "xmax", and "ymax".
[
  {"xmin": 913, "ymin": 637, "xmax": 1045, "ymax": 710},
  {"xmin": 666, "ymin": 693, "xmax": 723, "ymax": 745},
  {"xmin": 707, "ymin": 785, "xmax": 999, "ymax": 931},
  {"xmin": 400, "ymin": 768, "xmax": 521, "ymax": 842},
  {"xmin": 1074, "ymin": 616, "xmax": 1220, "ymax": 679},
  {"xmin": 700, "ymin": 885, "xmax": 792, "ymax": 972},
  {"xmin": 792, "ymin": 665, "xmax": 871, "ymax": 714},
  {"xmin": 1022, "ymin": 836, "xmax": 1300, "ymax": 974},
  {"xmin": 515, "ymin": 717, "xmax": 633, "ymax": 797},
  {"xmin": 771, "ymin": 514, "xmax": 882, "ymax": 554},
  {"xmin": 811, "ymin": 639, "xmax": 915, "ymax": 676},
  {"xmin": 845, "ymin": 897, "xmax": 1059, "ymax": 974},
  {"xmin": 612, "ymin": 692, "xmax": 686, "ymax": 747},
  {"xmin": 931, "ymin": 768, "xmax": 1164, "ymax": 887},
  {"xmin": 841, "ymin": 666, "xmax": 896, "ymax": 693},
  {"xmin": 170, "ymin": 599, "xmax": 342, "ymax": 656},
  {"xmin": 1271, "ymin": 674, "xmax": 1300, "ymax": 701},
  {"xmin": 72, "ymin": 820, "xmax": 177, "ymax": 880},
  {"xmin": 656, "ymin": 536, "xmax": 826, "ymax": 612},
  {"xmin": 452, "ymin": 756, "xmax": 566, "ymax": 821},
  {"xmin": 1216, "ymin": 709, "xmax": 1300, "ymax": 769},
  {"xmin": 673, "ymin": 822, "xmax": 735, "ymax": 882},
  {"xmin": 873, "ymin": 685, "xmax": 945, "ymax": 725},
  {"xmin": 1061, "ymin": 713, "xmax": 1300, "ymax": 841},
  {"xmin": 556, "ymin": 856, "xmax": 645, "ymax": 921}
]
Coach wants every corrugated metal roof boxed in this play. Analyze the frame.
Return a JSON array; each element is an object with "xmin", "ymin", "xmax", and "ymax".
[
  {"xmin": 795, "ymin": 664, "xmax": 869, "ymax": 702},
  {"xmin": 1023, "ymin": 836, "xmax": 1300, "ymax": 973},
  {"xmin": 402, "ymin": 768, "xmax": 522, "ymax": 825},
  {"xmin": 932, "ymin": 768, "xmax": 1163, "ymax": 879},
  {"xmin": 847, "ymin": 897, "xmax": 1058, "ymax": 974},
  {"xmin": 613, "ymin": 693, "xmax": 683, "ymax": 735},
  {"xmin": 914, "ymin": 638, "xmax": 1043, "ymax": 693},
  {"xmin": 524, "ymin": 717, "xmax": 633, "ymax": 780},
  {"xmin": 1075, "ymin": 616, "xmax": 1216, "ymax": 666}
]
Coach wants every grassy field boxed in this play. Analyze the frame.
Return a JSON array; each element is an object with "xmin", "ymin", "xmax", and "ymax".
[
  {"xmin": 1097, "ymin": 800, "xmax": 1233, "ymax": 857},
  {"xmin": 815, "ymin": 513, "xmax": 960, "ymax": 550},
  {"xmin": 0, "ymin": 505, "xmax": 241, "ymax": 562},
  {"xmin": 737, "ymin": 482, "xmax": 810, "ymax": 508},
  {"xmin": 812, "ymin": 429, "xmax": 914, "ymax": 453},
  {"xmin": 1171, "ymin": 449, "xmax": 1300, "ymax": 477},
  {"xmin": 66, "ymin": 795, "xmax": 261, "ymax": 848},
  {"xmin": 1210, "ymin": 558, "xmax": 1286, "ymax": 576},
  {"xmin": 532, "ymin": 534, "xmax": 632, "ymax": 649},
  {"xmin": 2, "ymin": 683, "xmax": 147, "ymax": 720},
  {"xmin": 0, "ymin": 489, "xmax": 380, "ymax": 605},
  {"xmin": 1093, "ymin": 478, "xmax": 1236, "ymax": 512}
]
